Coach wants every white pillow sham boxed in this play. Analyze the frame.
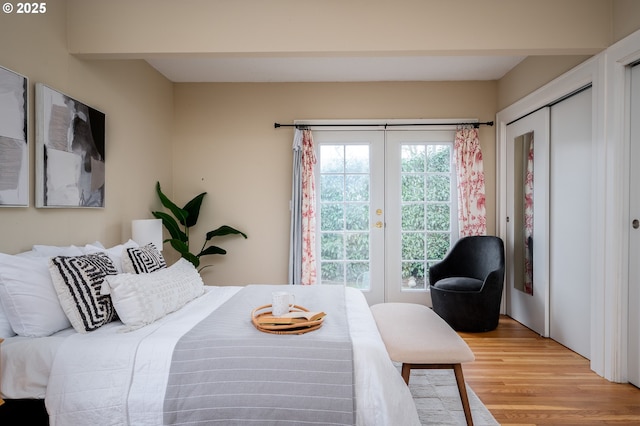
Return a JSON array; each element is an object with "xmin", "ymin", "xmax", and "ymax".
[
  {"xmin": 104, "ymin": 258, "xmax": 205, "ymax": 332},
  {"xmin": 0, "ymin": 246, "xmax": 87, "ymax": 337},
  {"xmin": 0, "ymin": 253, "xmax": 72, "ymax": 337}
]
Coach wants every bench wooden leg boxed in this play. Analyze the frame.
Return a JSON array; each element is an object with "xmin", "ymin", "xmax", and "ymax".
[
  {"xmin": 401, "ymin": 363, "xmax": 411, "ymax": 384},
  {"xmin": 400, "ymin": 363, "xmax": 473, "ymax": 426},
  {"xmin": 453, "ymin": 363, "xmax": 474, "ymax": 426}
]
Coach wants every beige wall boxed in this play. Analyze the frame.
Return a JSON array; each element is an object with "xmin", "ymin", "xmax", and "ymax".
[
  {"xmin": 67, "ymin": 0, "xmax": 611, "ymax": 57},
  {"xmin": 497, "ymin": 0, "xmax": 640, "ymax": 110},
  {"xmin": 174, "ymin": 81, "xmax": 497, "ymax": 285},
  {"xmin": 613, "ymin": 0, "xmax": 640, "ymax": 42},
  {"xmin": 0, "ymin": 2, "xmax": 174, "ymax": 254},
  {"xmin": 496, "ymin": 55, "xmax": 592, "ymax": 110}
]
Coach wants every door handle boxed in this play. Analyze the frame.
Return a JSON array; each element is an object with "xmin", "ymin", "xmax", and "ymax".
[{"xmin": 633, "ymin": 219, "xmax": 639, "ymax": 229}]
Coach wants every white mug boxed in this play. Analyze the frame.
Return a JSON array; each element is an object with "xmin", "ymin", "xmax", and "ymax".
[{"xmin": 272, "ymin": 291, "xmax": 296, "ymax": 316}]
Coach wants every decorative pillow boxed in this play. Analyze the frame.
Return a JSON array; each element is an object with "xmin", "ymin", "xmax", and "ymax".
[
  {"xmin": 104, "ymin": 258, "xmax": 204, "ymax": 331},
  {"xmin": 83, "ymin": 239, "xmax": 138, "ymax": 273},
  {"xmin": 48, "ymin": 253, "xmax": 118, "ymax": 333},
  {"xmin": 0, "ymin": 253, "xmax": 72, "ymax": 337},
  {"xmin": 122, "ymin": 243, "xmax": 166, "ymax": 274}
]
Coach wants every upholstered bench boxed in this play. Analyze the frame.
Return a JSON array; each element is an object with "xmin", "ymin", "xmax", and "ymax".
[{"xmin": 370, "ymin": 302, "xmax": 476, "ymax": 426}]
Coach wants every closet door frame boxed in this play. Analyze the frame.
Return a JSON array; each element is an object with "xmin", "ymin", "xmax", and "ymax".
[
  {"xmin": 496, "ymin": 55, "xmax": 605, "ymax": 377},
  {"xmin": 605, "ymin": 29, "xmax": 640, "ymax": 384}
]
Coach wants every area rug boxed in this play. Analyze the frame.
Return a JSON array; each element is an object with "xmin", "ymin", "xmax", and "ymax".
[{"xmin": 399, "ymin": 365, "xmax": 499, "ymax": 425}]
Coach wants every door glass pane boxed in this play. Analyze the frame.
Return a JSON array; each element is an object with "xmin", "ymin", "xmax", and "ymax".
[
  {"xmin": 345, "ymin": 204, "xmax": 369, "ymax": 230},
  {"xmin": 345, "ymin": 145, "xmax": 369, "ymax": 173},
  {"xmin": 427, "ymin": 145, "xmax": 451, "ymax": 172},
  {"xmin": 401, "ymin": 143, "xmax": 452, "ymax": 290},
  {"xmin": 345, "ymin": 175, "xmax": 369, "ymax": 201},
  {"xmin": 319, "ymin": 144, "xmax": 371, "ymax": 290},
  {"xmin": 320, "ymin": 175, "xmax": 344, "ymax": 201},
  {"xmin": 320, "ymin": 145, "xmax": 344, "ymax": 173}
]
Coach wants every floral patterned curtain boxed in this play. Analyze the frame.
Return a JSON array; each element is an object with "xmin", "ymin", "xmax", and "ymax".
[
  {"xmin": 288, "ymin": 129, "xmax": 317, "ymax": 285},
  {"xmin": 454, "ymin": 126, "xmax": 487, "ymax": 236},
  {"xmin": 300, "ymin": 130, "xmax": 317, "ymax": 285}
]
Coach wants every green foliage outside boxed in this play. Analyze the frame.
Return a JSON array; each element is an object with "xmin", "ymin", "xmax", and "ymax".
[{"xmin": 399, "ymin": 144, "xmax": 452, "ymax": 288}]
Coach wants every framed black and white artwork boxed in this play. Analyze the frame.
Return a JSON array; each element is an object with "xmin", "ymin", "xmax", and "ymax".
[
  {"xmin": 35, "ymin": 83, "xmax": 106, "ymax": 208},
  {"xmin": 0, "ymin": 66, "xmax": 28, "ymax": 207}
]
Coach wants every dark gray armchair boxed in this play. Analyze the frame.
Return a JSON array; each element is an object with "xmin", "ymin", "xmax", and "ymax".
[{"xmin": 429, "ymin": 236, "xmax": 505, "ymax": 332}]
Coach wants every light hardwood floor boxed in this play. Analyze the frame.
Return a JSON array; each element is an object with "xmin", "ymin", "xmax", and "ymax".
[{"xmin": 458, "ymin": 316, "xmax": 640, "ymax": 425}]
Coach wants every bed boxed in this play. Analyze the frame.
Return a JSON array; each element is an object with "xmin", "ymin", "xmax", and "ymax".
[{"xmin": 0, "ymin": 242, "xmax": 420, "ymax": 425}]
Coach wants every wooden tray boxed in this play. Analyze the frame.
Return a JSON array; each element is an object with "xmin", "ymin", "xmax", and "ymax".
[{"xmin": 251, "ymin": 304, "xmax": 324, "ymax": 335}]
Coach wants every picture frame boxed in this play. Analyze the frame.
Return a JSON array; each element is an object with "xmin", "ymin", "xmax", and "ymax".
[
  {"xmin": 35, "ymin": 83, "xmax": 106, "ymax": 208},
  {"xmin": 0, "ymin": 66, "xmax": 28, "ymax": 207}
]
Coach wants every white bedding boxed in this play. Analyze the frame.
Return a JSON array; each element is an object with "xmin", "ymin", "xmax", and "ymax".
[
  {"xmin": 41, "ymin": 286, "xmax": 419, "ymax": 426},
  {"xmin": 1, "ymin": 327, "xmax": 76, "ymax": 399}
]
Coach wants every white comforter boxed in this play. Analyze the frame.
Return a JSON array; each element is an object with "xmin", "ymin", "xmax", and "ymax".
[{"xmin": 45, "ymin": 286, "xmax": 420, "ymax": 426}]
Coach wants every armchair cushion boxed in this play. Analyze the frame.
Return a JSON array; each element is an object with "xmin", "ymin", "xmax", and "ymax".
[{"xmin": 433, "ymin": 277, "xmax": 483, "ymax": 292}]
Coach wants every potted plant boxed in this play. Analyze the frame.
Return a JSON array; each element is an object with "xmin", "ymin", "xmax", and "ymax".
[{"xmin": 152, "ymin": 182, "xmax": 247, "ymax": 270}]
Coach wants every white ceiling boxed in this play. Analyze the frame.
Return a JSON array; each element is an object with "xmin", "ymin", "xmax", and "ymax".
[{"xmin": 146, "ymin": 55, "xmax": 526, "ymax": 83}]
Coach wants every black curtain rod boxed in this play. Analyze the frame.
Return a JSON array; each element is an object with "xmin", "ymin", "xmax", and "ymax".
[{"xmin": 274, "ymin": 121, "xmax": 494, "ymax": 129}]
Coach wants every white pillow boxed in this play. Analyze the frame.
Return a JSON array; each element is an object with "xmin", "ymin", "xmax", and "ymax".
[
  {"xmin": 0, "ymin": 253, "xmax": 71, "ymax": 337},
  {"xmin": 82, "ymin": 239, "xmax": 138, "ymax": 273},
  {"xmin": 122, "ymin": 243, "xmax": 166, "ymax": 274},
  {"xmin": 0, "ymin": 300, "xmax": 16, "ymax": 338},
  {"xmin": 104, "ymin": 259, "xmax": 205, "ymax": 332},
  {"xmin": 15, "ymin": 250, "xmax": 39, "ymax": 258},
  {"xmin": 32, "ymin": 245, "xmax": 85, "ymax": 257},
  {"xmin": 49, "ymin": 253, "xmax": 118, "ymax": 333}
]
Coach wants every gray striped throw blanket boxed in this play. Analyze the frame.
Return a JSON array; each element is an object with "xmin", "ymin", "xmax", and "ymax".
[{"xmin": 163, "ymin": 284, "xmax": 355, "ymax": 425}]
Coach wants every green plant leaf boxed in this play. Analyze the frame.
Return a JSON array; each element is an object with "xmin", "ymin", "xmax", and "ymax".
[
  {"xmin": 152, "ymin": 211, "xmax": 187, "ymax": 242},
  {"xmin": 199, "ymin": 245, "xmax": 227, "ymax": 257},
  {"xmin": 181, "ymin": 252, "xmax": 200, "ymax": 268},
  {"xmin": 167, "ymin": 238, "xmax": 189, "ymax": 254},
  {"xmin": 168, "ymin": 239, "xmax": 200, "ymax": 267},
  {"xmin": 156, "ymin": 182, "xmax": 189, "ymax": 226},
  {"xmin": 205, "ymin": 225, "xmax": 248, "ymax": 241},
  {"xmin": 183, "ymin": 192, "xmax": 206, "ymax": 228}
]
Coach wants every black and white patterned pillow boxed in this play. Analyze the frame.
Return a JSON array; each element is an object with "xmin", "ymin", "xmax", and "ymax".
[
  {"xmin": 122, "ymin": 243, "xmax": 167, "ymax": 274},
  {"xmin": 48, "ymin": 252, "xmax": 118, "ymax": 333}
]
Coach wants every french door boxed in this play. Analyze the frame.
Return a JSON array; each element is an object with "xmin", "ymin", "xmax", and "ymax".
[
  {"xmin": 314, "ymin": 131, "xmax": 386, "ymax": 305},
  {"xmin": 313, "ymin": 129, "xmax": 457, "ymax": 305}
]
